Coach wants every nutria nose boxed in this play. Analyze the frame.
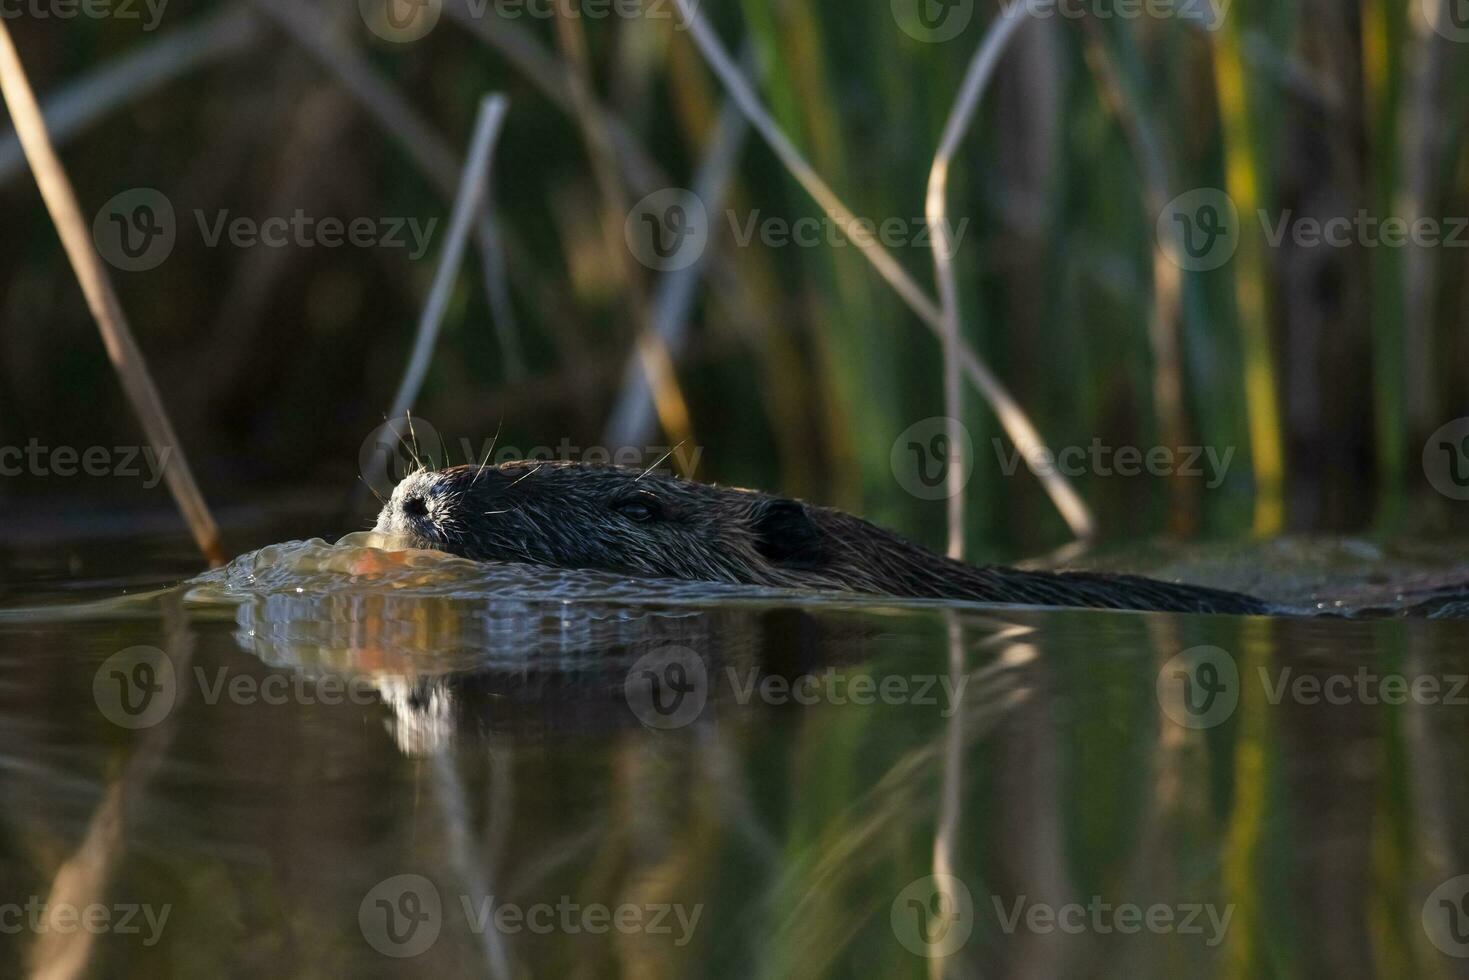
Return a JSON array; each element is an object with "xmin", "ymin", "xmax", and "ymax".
[{"xmin": 402, "ymin": 494, "xmax": 428, "ymax": 518}]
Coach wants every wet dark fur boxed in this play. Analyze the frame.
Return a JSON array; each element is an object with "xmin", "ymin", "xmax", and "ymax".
[{"xmin": 374, "ymin": 462, "xmax": 1271, "ymax": 616}]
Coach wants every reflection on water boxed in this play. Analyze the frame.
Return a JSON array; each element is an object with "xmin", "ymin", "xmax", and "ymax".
[{"xmin": 2, "ymin": 537, "xmax": 1469, "ymax": 977}]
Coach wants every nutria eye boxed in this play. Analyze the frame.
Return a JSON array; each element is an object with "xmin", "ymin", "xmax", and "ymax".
[{"xmin": 613, "ymin": 494, "xmax": 661, "ymax": 522}]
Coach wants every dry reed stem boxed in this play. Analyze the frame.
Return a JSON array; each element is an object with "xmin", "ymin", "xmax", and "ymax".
[{"xmin": 0, "ymin": 20, "xmax": 224, "ymax": 566}]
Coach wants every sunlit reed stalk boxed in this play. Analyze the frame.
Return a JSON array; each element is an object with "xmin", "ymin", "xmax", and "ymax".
[
  {"xmin": 0, "ymin": 19, "xmax": 224, "ymax": 566},
  {"xmin": 1213, "ymin": 19, "xmax": 1286, "ymax": 535},
  {"xmin": 926, "ymin": 1, "xmax": 1036, "ymax": 559},
  {"xmin": 671, "ymin": 0, "xmax": 1096, "ymax": 541},
  {"xmin": 391, "ymin": 95, "xmax": 511, "ymax": 420}
]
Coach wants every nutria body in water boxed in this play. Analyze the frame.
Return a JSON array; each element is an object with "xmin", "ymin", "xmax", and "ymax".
[{"xmin": 373, "ymin": 462, "xmax": 1271, "ymax": 616}]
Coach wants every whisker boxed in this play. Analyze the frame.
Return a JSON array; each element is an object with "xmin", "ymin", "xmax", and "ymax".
[
  {"xmin": 471, "ymin": 418, "xmax": 504, "ymax": 488},
  {"xmin": 357, "ymin": 474, "xmax": 387, "ymax": 505},
  {"xmin": 508, "ymin": 464, "xmax": 544, "ymax": 489},
  {"xmin": 405, "ymin": 410, "xmax": 423, "ymax": 469},
  {"xmin": 638, "ymin": 441, "xmax": 686, "ymax": 481}
]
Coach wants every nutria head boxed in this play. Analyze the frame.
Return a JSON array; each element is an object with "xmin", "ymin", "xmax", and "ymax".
[{"xmin": 373, "ymin": 462, "xmax": 829, "ymax": 587}]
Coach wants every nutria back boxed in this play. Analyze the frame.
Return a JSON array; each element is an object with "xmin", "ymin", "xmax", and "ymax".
[{"xmin": 373, "ymin": 461, "xmax": 1270, "ymax": 616}]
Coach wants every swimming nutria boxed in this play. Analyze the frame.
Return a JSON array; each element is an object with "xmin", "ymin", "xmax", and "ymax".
[{"xmin": 372, "ymin": 461, "xmax": 1271, "ymax": 616}]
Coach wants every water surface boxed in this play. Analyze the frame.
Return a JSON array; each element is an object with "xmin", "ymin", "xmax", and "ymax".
[{"xmin": 3, "ymin": 536, "xmax": 1468, "ymax": 978}]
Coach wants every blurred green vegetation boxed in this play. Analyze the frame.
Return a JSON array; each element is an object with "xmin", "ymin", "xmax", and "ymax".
[{"xmin": 1, "ymin": 0, "xmax": 1467, "ymax": 559}]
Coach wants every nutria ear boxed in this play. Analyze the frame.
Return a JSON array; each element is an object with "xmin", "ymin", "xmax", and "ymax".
[{"xmin": 751, "ymin": 499, "xmax": 825, "ymax": 567}]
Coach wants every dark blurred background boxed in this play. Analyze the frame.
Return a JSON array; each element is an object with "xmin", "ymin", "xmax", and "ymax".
[{"xmin": 2, "ymin": 0, "xmax": 1468, "ymax": 564}]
